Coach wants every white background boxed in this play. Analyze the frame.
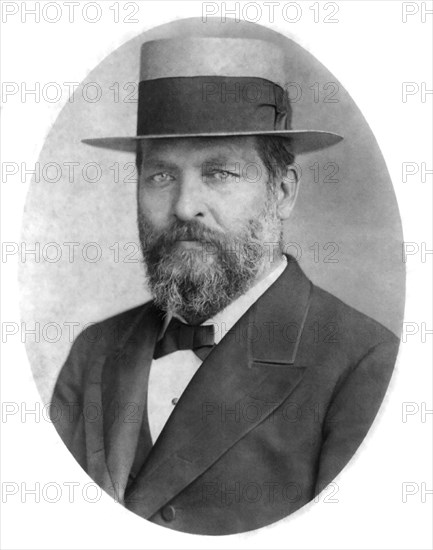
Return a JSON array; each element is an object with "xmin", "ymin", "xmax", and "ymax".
[{"xmin": 1, "ymin": 1, "xmax": 432, "ymax": 549}]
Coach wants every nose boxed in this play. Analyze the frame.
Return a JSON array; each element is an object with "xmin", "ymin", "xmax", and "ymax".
[{"xmin": 173, "ymin": 171, "xmax": 206, "ymax": 221}]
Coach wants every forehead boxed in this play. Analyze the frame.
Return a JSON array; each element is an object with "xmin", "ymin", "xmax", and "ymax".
[{"xmin": 138, "ymin": 135, "xmax": 261, "ymax": 162}]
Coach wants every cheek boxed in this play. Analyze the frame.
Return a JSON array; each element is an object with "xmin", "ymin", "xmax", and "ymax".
[
  {"xmin": 137, "ymin": 186, "xmax": 172, "ymax": 227},
  {"xmin": 213, "ymin": 185, "xmax": 267, "ymax": 229}
]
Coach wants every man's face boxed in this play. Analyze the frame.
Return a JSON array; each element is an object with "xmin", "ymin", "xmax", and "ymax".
[{"xmin": 137, "ymin": 136, "xmax": 285, "ymax": 323}]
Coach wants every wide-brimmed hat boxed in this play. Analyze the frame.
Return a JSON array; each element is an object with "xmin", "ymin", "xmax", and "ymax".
[{"xmin": 83, "ymin": 37, "xmax": 343, "ymax": 154}]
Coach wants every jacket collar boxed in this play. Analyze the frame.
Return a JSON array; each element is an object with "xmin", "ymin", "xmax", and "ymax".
[
  {"xmin": 100, "ymin": 302, "xmax": 163, "ymax": 496},
  {"xmin": 250, "ymin": 253, "xmax": 312, "ymax": 366}
]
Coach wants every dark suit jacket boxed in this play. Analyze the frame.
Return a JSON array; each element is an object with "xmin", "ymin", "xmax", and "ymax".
[{"xmin": 50, "ymin": 255, "xmax": 399, "ymax": 535}]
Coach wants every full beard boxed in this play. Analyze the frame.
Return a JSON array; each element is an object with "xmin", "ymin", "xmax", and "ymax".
[{"xmin": 138, "ymin": 198, "xmax": 283, "ymax": 324}]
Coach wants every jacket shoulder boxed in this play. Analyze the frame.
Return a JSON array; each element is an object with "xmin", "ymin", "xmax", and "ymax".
[
  {"xmin": 306, "ymin": 284, "xmax": 400, "ymax": 360},
  {"xmin": 53, "ymin": 301, "xmax": 154, "ymax": 393},
  {"xmin": 75, "ymin": 301, "xmax": 154, "ymax": 353}
]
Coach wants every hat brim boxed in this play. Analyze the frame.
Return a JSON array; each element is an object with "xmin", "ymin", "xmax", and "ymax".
[{"xmin": 82, "ymin": 130, "xmax": 342, "ymax": 155}]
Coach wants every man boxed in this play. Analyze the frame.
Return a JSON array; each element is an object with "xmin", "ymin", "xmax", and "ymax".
[{"xmin": 50, "ymin": 36, "xmax": 399, "ymax": 535}]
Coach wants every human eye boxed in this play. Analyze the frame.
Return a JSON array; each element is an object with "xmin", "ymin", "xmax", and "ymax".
[
  {"xmin": 146, "ymin": 172, "xmax": 176, "ymax": 185},
  {"xmin": 203, "ymin": 167, "xmax": 240, "ymax": 183}
]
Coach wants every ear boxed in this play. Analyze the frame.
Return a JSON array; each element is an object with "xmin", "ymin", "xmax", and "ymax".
[{"xmin": 275, "ymin": 164, "xmax": 300, "ymax": 220}]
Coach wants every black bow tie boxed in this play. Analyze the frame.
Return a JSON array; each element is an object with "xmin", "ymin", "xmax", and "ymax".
[{"xmin": 153, "ymin": 317, "xmax": 215, "ymax": 361}]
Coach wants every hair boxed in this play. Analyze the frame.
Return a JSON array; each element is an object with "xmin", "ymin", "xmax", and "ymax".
[
  {"xmin": 136, "ymin": 143, "xmax": 143, "ymax": 176},
  {"xmin": 135, "ymin": 135, "xmax": 295, "ymax": 185},
  {"xmin": 254, "ymin": 135, "xmax": 295, "ymax": 180},
  {"xmin": 253, "ymin": 136, "xmax": 295, "ymax": 194}
]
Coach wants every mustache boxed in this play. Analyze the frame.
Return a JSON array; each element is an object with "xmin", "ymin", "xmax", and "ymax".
[{"xmin": 145, "ymin": 219, "xmax": 235, "ymax": 248}]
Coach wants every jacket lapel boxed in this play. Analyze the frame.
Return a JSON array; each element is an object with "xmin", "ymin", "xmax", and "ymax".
[
  {"xmin": 124, "ymin": 256, "xmax": 313, "ymax": 518},
  {"xmin": 101, "ymin": 302, "xmax": 163, "ymax": 500}
]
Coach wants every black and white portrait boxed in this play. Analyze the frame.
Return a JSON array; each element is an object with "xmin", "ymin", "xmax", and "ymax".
[{"xmin": 9, "ymin": 7, "xmax": 429, "ymax": 546}]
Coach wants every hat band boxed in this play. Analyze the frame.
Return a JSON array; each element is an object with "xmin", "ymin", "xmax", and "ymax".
[{"xmin": 136, "ymin": 76, "xmax": 292, "ymax": 136}]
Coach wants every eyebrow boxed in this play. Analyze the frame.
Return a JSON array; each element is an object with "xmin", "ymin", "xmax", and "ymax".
[
  {"xmin": 201, "ymin": 156, "xmax": 241, "ymax": 168},
  {"xmin": 141, "ymin": 160, "xmax": 180, "ymax": 171},
  {"xmin": 142, "ymin": 155, "xmax": 243, "ymax": 171}
]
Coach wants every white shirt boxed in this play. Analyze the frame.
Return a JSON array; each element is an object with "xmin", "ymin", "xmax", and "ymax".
[{"xmin": 147, "ymin": 256, "xmax": 288, "ymax": 443}]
